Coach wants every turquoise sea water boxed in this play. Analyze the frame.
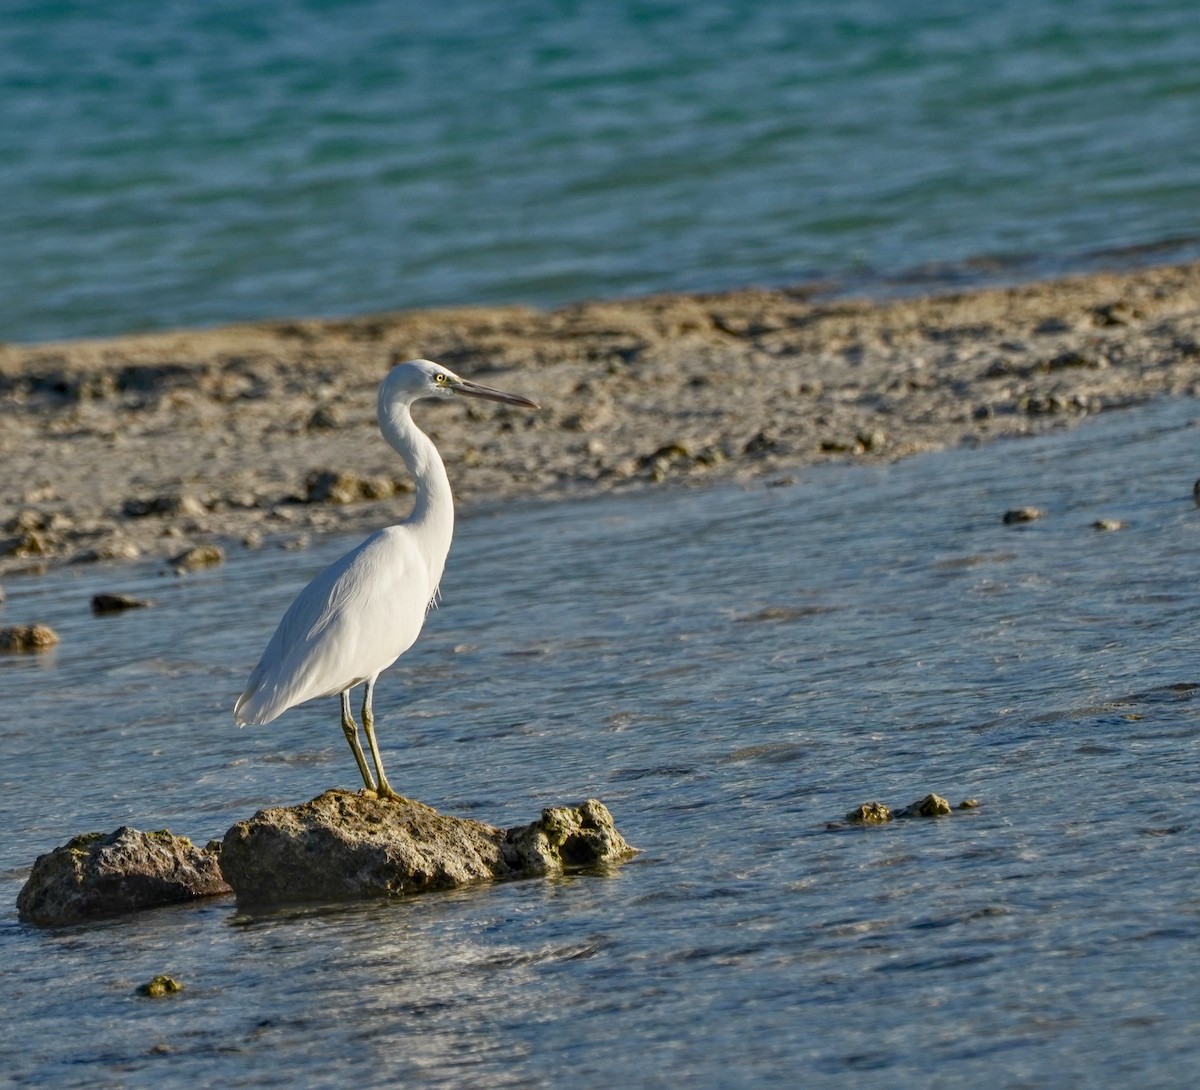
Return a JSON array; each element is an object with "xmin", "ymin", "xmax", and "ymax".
[
  {"xmin": 2, "ymin": 0, "xmax": 1199, "ymax": 343},
  {"xmin": 2, "ymin": 399, "xmax": 1200, "ymax": 1087}
]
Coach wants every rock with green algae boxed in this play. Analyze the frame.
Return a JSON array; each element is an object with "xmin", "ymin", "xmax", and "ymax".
[
  {"xmin": 17, "ymin": 826, "xmax": 230, "ymax": 925},
  {"xmin": 138, "ymin": 975, "xmax": 183, "ymax": 998},
  {"xmin": 219, "ymin": 789, "xmax": 638, "ymax": 906},
  {"xmin": 895, "ymin": 793, "xmax": 954, "ymax": 818},
  {"xmin": 845, "ymin": 801, "xmax": 893, "ymax": 825}
]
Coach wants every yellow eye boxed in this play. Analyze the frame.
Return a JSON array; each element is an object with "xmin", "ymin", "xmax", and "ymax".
[{"xmin": 434, "ymin": 373, "xmax": 448, "ymax": 384}]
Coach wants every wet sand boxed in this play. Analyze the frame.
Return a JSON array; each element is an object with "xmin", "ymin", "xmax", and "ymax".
[{"xmin": 2, "ymin": 261, "xmax": 1199, "ymax": 576}]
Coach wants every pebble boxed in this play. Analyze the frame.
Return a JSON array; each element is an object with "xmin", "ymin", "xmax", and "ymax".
[
  {"xmin": 170, "ymin": 545, "xmax": 225, "ymax": 573},
  {"xmin": 1003, "ymin": 507, "xmax": 1046, "ymax": 524},
  {"xmin": 91, "ymin": 593, "xmax": 152, "ymax": 614},
  {"xmin": 305, "ymin": 470, "xmax": 397, "ymax": 505},
  {"xmin": 123, "ymin": 494, "xmax": 206, "ymax": 519}
]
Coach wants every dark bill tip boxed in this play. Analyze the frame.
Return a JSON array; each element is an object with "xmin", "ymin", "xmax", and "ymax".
[{"xmin": 453, "ymin": 379, "xmax": 539, "ymax": 409}]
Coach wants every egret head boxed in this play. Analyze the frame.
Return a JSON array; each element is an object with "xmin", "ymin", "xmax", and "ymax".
[{"xmin": 384, "ymin": 359, "xmax": 539, "ymax": 409}]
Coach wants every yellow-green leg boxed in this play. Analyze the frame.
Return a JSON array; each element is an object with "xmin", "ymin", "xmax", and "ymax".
[
  {"xmin": 362, "ymin": 678, "xmax": 401, "ymax": 801},
  {"xmin": 340, "ymin": 690, "xmax": 376, "ymax": 792}
]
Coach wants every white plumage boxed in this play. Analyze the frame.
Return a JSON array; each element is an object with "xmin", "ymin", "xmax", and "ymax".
[{"xmin": 234, "ymin": 359, "xmax": 538, "ymax": 800}]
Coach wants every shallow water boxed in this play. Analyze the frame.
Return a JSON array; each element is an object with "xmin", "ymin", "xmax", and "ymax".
[
  {"xmin": 3, "ymin": 399, "xmax": 1200, "ymax": 1087},
  {"xmin": 3, "ymin": 0, "xmax": 1200, "ymax": 342}
]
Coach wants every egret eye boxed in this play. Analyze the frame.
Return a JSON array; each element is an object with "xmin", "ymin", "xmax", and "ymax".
[{"xmin": 434, "ymin": 373, "xmax": 449, "ymax": 384}]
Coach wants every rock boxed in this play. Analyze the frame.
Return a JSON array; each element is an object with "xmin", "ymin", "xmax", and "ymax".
[
  {"xmin": 503, "ymin": 798, "xmax": 635, "ymax": 873},
  {"xmin": 307, "ymin": 404, "xmax": 345, "ymax": 430},
  {"xmin": 845, "ymin": 801, "xmax": 892, "ymax": 824},
  {"xmin": 170, "ymin": 544, "xmax": 224, "ymax": 573},
  {"xmin": 0, "ymin": 624, "xmax": 59, "ymax": 652},
  {"xmin": 138, "ymin": 975, "xmax": 183, "ymax": 997},
  {"xmin": 91, "ymin": 593, "xmax": 153, "ymax": 614},
  {"xmin": 71, "ymin": 540, "xmax": 142, "ymax": 564},
  {"xmin": 957, "ymin": 798, "xmax": 980, "ymax": 810},
  {"xmin": 304, "ymin": 470, "xmax": 398, "ymax": 505},
  {"xmin": 895, "ymin": 793, "xmax": 953, "ymax": 818},
  {"xmin": 219, "ymin": 790, "xmax": 637, "ymax": 906},
  {"xmin": 1002, "ymin": 506, "xmax": 1045, "ymax": 524},
  {"xmin": 16, "ymin": 827, "xmax": 231, "ymax": 925},
  {"xmin": 123, "ymin": 494, "xmax": 206, "ymax": 519},
  {"xmin": 856, "ymin": 428, "xmax": 887, "ymax": 452},
  {"xmin": 1092, "ymin": 518, "xmax": 1125, "ymax": 531}
]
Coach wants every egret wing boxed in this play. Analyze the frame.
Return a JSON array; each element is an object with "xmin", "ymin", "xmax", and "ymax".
[{"xmin": 234, "ymin": 529, "xmax": 430, "ymax": 724}]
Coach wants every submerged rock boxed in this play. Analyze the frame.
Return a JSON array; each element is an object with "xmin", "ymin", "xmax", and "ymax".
[
  {"xmin": 0, "ymin": 624, "xmax": 59, "ymax": 652},
  {"xmin": 91, "ymin": 592, "xmax": 153, "ymax": 614},
  {"xmin": 17, "ymin": 827, "xmax": 230, "ymax": 925},
  {"xmin": 169, "ymin": 544, "xmax": 224, "ymax": 573},
  {"xmin": 219, "ymin": 790, "xmax": 637, "ymax": 906},
  {"xmin": 845, "ymin": 801, "xmax": 893, "ymax": 824},
  {"xmin": 895, "ymin": 793, "xmax": 954, "ymax": 818},
  {"xmin": 1002, "ymin": 507, "xmax": 1046, "ymax": 525},
  {"xmin": 138, "ymin": 974, "xmax": 184, "ymax": 997},
  {"xmin": 840, "ymin": 792, "xmax": 975, "ymax": 827}
]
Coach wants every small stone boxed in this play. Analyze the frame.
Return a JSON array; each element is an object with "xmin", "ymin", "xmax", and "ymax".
[
  {"xmin": 305, "ymin": 470, "xmax": 397, "ymax": 505},
  {"xmin": 1092, "ymin": 518, "xmax": 1125, "ymax": 532},
  {"xmin": 845, "ymin": 801, "xmax": 893, "ymax": 824},
  {"xmin": 1091, "ymin": 301, "xmax": 1138, "ymax": 327},
  {"xmin": 307, "ymin": 404, "xmax": 345, "ymax": 430},
  {"xmin": 72, "ymin": 541, "xmax": 141, "ymax": 564},
  {"xmin": 0, "ymin": 624, "xmax": 60, "ymax": 652},
  {"xmin": 91, "ymin": 593, "xmax": 153, "ymax": 614},
  {"xmin": 138, "ymin": 975, "xmax": 183, "ymax": 998},
  {"xmin": 123, "ymin": 494, "xmax": 206, "ymax": 519},
  {"xmin": 957, "ymin": 799, "xmax": 981, "ymax": 810},
  {"xmin": 745, "ymin": 430, "xmax": 784, "ymax": 456},
  {"xmin": 896, "ymin": 793, "xmax": 953, "ymax": 818},
  {"xmin": 1003, "ymin": 507, "xmax": 1045, "ymax": 524},
  {"xmin": 170, "ymin": 545, "xmax": 224, "ymax": 573}
]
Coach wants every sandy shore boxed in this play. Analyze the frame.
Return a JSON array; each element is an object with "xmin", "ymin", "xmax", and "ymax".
[{"xmin": 2, "ymin": 261, "xmax": 1200, "ymax": 577}]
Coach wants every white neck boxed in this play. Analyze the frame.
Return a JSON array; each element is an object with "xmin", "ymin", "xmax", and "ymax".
[{"xmin": 378, "ymin": 398, "xmax": 455, "ymax": 578}]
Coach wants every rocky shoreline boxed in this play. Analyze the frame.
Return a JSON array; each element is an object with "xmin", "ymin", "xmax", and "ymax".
[{"xmin": 3, "ymin": 261, "xmax": 1200, "ymax": 576}]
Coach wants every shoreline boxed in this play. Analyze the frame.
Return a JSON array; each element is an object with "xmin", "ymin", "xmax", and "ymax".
[{"xmin": 3, "ymin": 261, "xmax": 1200, "ymax": 578}]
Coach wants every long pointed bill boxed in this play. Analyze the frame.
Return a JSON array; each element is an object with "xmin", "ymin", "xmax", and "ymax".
[{"xmin": 452, "ymin": 378, "xmax": 539, "ymax": 409}]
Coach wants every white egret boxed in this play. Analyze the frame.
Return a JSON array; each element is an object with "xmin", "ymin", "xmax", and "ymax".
[{"xmin": 234, "ymin": 359, "xmax": 538, "ymax": 800}]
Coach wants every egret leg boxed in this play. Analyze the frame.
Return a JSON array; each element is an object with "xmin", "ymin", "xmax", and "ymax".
[
  {"xmin": 361, "ymin": 679, "xmax": 400, "ymax": 801},
  {"xmin": 341, "ymin": 690, "xmax": 377, "ymax": 792}
]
